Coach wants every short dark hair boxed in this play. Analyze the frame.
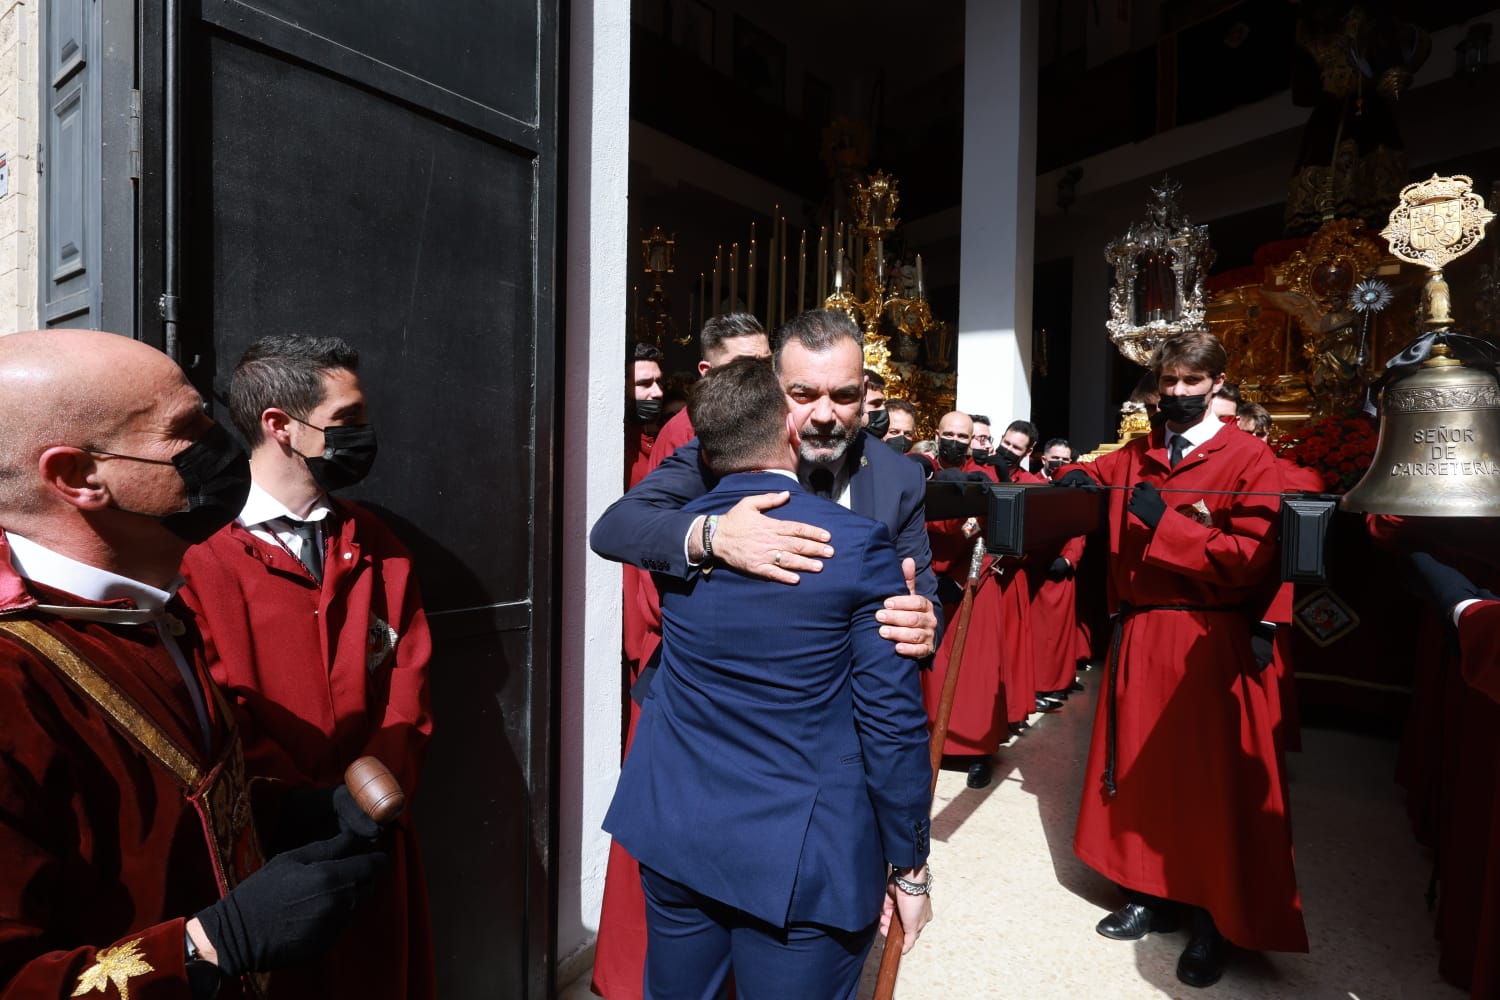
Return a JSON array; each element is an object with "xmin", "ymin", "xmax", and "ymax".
[
  {"xmin": 885, "ymin": 399, "xmax": 917, "ymax": 421},
  {"xmin": 968, "ymin": 414, "xmax": 992, "ymax": 427},
  {"xmin": 688, "ymin": 357, "xmax": 788, "ymax": 474},
  {"xmin": 1042, "ymin": 437, "xmax": 1073, "ymax": 456},
  {"xmin": 1150, "ymin": 330, "xmax": 1227, "ymax": 378},
  {"xmin": 1004, "ymin": 420, "xmax": 1038, "ymax": 449},
  {"xmin": 700, "ymin": 313, "xmax": 765, "ymax": 363},
  {"xmin": 1128, "ymin": 371, "xmax": 1160, "ymax": 405},
  {"xmin": 771, "ymin": 309, "xmax": 861, "ymax": 373},
  {"xmin": 632, "ymin": 342, "xmax": 665, "ymax": 365},
  {"xmin": 1214, "ymin": 382, "xmax": 1242, "ymax": 402},
  {"xmin": 230, "ymin": 335, "xmax": 360, "ymax": 447},
  {"xmin": 864, "ymin": 369, "xmax": 886, "ymax": 391},
  {"xmin": 1238, "ymin": 402, "xmax": 1272, "ymax": 434}
]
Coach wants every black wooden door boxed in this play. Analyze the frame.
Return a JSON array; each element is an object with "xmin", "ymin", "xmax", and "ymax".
[{"xmin": 153, "ymin": 3, "xmax": 560, "ymax": 996}]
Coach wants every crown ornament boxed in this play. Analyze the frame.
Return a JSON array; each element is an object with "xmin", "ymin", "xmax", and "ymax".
[{"xmin": 1382, "ymin": 174, "xmax": 1495, "ymax": 271}]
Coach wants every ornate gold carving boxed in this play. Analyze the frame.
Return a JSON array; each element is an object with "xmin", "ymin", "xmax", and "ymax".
[
  {"xmin": 73, "ymin": 938, "xmax": 153, "ymax": 1000},
  {"xmin": 1382, "ymin": 175, "xmax": 1495, "ymax": 270},
  {"xmin": 1384, "ymin": 383, "xmax": 1500, "ymax": 413}
]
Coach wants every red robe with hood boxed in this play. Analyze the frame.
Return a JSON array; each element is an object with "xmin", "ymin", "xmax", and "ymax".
[
  {"xmin": 1067, "ymin": 423, "xmax": 1308, "ymax": 954},
  {"xmin": 0, "ymin": 532, "xmax": 246, "ymax": 999},
  {"xmin": 179, "ymin": 502, "xmax": 434, "ymax": 1000}
]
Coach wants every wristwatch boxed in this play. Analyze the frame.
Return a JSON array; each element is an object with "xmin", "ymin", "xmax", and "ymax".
[
  {"xmin": 185, "ymin": 930, "xmax": 224, "ymax": 1000},
  {"xmin": 890, "ymin": 867, "xmax": 934, "ymax": 896}
]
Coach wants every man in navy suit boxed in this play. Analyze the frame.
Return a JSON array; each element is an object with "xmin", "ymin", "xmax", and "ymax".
[
  {"xmin": 590, "ymin": 309, "xmax": 939, "ymax": 659},
  {"xmin": 604, "ymin": 357, "xmax": 934, "ymax": 999}
]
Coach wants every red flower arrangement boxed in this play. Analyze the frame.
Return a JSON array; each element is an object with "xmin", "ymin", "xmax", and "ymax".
[{"xmin": 1275, "ymin": 410, "xmax": 1380, "ymax": 493}]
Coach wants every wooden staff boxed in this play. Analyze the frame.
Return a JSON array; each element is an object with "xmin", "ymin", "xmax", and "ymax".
[{"xmin": 873, "ymin": 536, "xmax": 987, "ymax": 1000}]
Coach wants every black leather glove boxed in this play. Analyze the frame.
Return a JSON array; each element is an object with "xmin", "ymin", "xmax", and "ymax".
[
  {"xmin": 1250, "ymin": 621, "xmax": 1276, "ymax": 671},
  {"xmin": 195, "ymin": 834, "xmax": 388, "ymax": 977},
  {"xmin": 269, "ymin": 784, "xmax": 384, "ymax": 856},
  {"xmin": 1404, "ymin": 551, "xmax": 1488, "ymax": 616},
  {"xmin": 1047, "ymin": 556, "xmax": 1071, "ymax": 581},
  {"xmin": 1128, "ymin": 481, "xmax": 1167, "ymax": 530},
  {"xmin": 1051, "ymin": 469, "xmax": 1097, "ymax": 491}
]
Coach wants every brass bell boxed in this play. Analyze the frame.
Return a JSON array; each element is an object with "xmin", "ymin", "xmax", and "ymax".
[{"xmin": 1341, "ymin": 344, "xmax": 1500, "ymax": 516}]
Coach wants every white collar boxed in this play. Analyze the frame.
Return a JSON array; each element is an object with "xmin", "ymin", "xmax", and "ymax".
[
  {"xmin": 5, "ymin": 531, "xmax": 177, "ymax": 610},
  {"xmin": 1166, "ymin": 415, "xmax": 1224, "ymax": 453},
  {"xmin": 239, "ymin": 481, "xmax": 334, "ymax": 528}
]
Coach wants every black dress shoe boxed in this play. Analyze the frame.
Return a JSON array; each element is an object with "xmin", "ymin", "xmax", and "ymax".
[
  {"xmin": 1035, "ymin": 695, "xmax": 1064, "ymax": 713},
  {"xmin": 1177, "ymin": 926, "xmax": 1228, "ymax": 987},
  {"xmin": 966, "ymin": 758, "xmax": 992, "ymax": 788},
  {"xmin": 1095, "ymin": 901, "xmax": 1181, "ymax": 940},
  {"xmin": 1069, "ymin": 678, "xmax": 1086, "ymax": 692}
]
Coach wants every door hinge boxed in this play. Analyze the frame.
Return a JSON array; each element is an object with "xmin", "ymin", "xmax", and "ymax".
[{"xmin": 128, "ymin": 89, "xmax": 141, "ymax": 180}]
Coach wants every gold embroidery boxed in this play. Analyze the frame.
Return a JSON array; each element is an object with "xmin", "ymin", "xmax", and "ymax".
[
  {"xmin": 0, "ymin": 620, "xmax": 201, "ymax": 785},
  {"xmin": 72, "ymin": 938, "xmax": 153, "ymax": 1000}
]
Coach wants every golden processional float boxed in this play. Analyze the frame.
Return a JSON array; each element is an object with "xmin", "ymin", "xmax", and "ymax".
[{"xmin": 631, "ymin": 164, "xmax": 957, "ymax": 433}]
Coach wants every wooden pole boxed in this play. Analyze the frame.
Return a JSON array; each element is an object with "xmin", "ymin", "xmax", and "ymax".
[{"xmin": 872, "ymin": 537, "xmax": 987, "ymax": 1000}]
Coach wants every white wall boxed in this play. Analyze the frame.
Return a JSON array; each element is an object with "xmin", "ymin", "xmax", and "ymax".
[
  {"xmin": 0, "ymin": 0, "xmax": 38, "ymax": 333},
  {"xmin": 557, "ymin": 0, "xmax": 630, "ymax": 986}
]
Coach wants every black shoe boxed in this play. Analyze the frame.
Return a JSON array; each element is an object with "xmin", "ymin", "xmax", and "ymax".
[
  {"xmin": 1096, "ymin": 901, "xmax": 1181, "ymax": 941},
  {"xmin": 966, "ymin": 758, "xmax": 992, "ymax": 788},
  {"xmin": 1176, "ymin": 922, "xmax": 1228, "ymax": 988},
  {"xmin": 1035, "ymin": 695, "xmax": 1064, "ymax": 713},
  {"xmin": 1069, "ymin": 678, "xmax": 1086, "ymax": 692}
]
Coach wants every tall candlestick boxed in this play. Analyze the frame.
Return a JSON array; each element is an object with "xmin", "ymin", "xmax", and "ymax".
[
  {"xmin": 834, "ymin": 248, "xmax": 844, "ymax": 291},
  {"xmin": 729, "ymin": 242, "xmax": 739, "ymax": 311},
  {"xmin": 632, "ymin": 285, "xmax": 639, "ymax": 335},
  {"xmin": 779, "ymin": 250, "xmax": 788, "ymax": 327},
  {"xmin": 712, "ymin": 247, "xmax": 722, "ymax": 319},
  {"xmin": 687, "ymin": 290, "xmax": 695, "ymax": 338},
  {"xmin": 767, "ymin": 219, "xmax": 777, "ymax": 324},
  {"xmin": 748, "ymin": 237, "xmax": 757, "ymax": 318},
  {"xmin": 699, "ymin": 272, "xmax": 707, "ymax": 330},
  {"xmin": 817, "ymin": 226, "xmax": 828, "ymax": 303},
  {"xmin": 875, "ymin": 238, "xmax": 884, "ymax": 289},
  {"xmin": 797, "ymin": 230, "xmax": 807, "ymax": 315},
  {"xmin": 916, "ymin": 254, "xmax": 924, "ymax": 298}
]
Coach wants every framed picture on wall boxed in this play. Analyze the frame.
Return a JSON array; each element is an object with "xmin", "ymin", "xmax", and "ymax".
[
  {"xmin": 733, "ymin": 15, "xmax": 785, "ymax": 108},
  {"xmin": 673, "ymin": 0, "xmax": 715, "ymax": 66}
]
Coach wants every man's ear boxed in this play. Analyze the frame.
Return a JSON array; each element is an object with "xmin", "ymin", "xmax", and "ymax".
[
  {"xmin": 1211, "ymin": 374, "xmax": 1226, "ymax": 396},
  {"xmin": 697, "ymin": 360, "xmax": 712, "ymax": 378},
  {"xmin": 262, "ymin": 407, "xmax": 294, "ymax": 446},
  {"xmin": 785, "ymin": 412, "xmax": 802, "ymax": 453},
  {"xmin": 37, "ymin": 447, "xmax": 110, "ymax": 511}
]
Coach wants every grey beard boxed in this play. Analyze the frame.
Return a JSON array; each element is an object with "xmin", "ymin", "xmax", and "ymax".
[{"xmin": 798, "ymin": 424, "xmax": 859, "ymax": 465}]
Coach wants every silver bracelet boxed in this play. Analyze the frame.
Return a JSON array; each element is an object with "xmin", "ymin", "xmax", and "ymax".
[{"xmin": 891, "ymin": 868, "xmax": 934, "ymax": 896}]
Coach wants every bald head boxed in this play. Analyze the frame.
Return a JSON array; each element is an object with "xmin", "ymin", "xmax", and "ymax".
[
  {"xmin": 936, "ymin": 411, "xmax": 973, "ymax": 439},
  {"xmin": 0, "ymin": 330, "xmax": 194, "ymax": 513}
]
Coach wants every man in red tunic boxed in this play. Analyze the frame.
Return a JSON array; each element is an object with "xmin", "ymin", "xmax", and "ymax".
[
  {"xmin": 595, "ymin": 315, "xmax": 768, "ymax": 1000},
  {"xmin": 179, "ymin": 336, "xmax": 433, "ymax": 1000},
  {"xmin": 1055, "ymin": 331, "xmax": 1306, "ymax": 988},
  {"xmin": 1030, "ymin": 438, "xmax": 1091, "ymax": 704},
  {"xmin": 0, "ymin": 330, "xmax": 385, "ymax": 999},
  {"xmin": 921, "ymin": 411, "xmax": 1035, "ymax": 788}
]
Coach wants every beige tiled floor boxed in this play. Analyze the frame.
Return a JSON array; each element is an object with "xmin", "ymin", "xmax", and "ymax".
[{"xmin": 566, "ymin": 669, "xmax": 1465, "ymax": 999}]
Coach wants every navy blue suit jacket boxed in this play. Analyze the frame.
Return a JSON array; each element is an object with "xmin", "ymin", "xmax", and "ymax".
[
  {"xmin": 603, "ymin": 474, "xmax": 933, "ymax": 932},
  {"xmin": 590, "ymin": 430, "xmax": 941, "ymax": 643}
]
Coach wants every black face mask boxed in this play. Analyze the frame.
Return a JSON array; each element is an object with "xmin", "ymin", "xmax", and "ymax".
[
  {"xmin": 293, "ymin": 417, "xmax": 379, "ymax": 492},
  {"xmin": 865, "ymin": 408, "xmax": 890, "ymax": 438},
  {"xmin": 633, "ymin": 398, "xmax": 663, "ymax": 424},
  {"xmin": 994, "ymin": 448, "xmax": 1023, "ymax": 469},
  {"xmin": 970, "ymin": 446, "xmax": 992, "ymax": 464},
  {"xmin": 937, "ymin": 438, "xmax": 970, "ymax": 466},
  {"xmin": 1046, "ymin": 458, "xmax": 1066, "ymax": 473},
  {"xmin": 93, "ymin": 422, "xmax": 252, "ymax": 544},
  {"xmin": 1157, "ymin": 392, "xmax": 1210, "ymax": 425},
  {"xmin": 886, "ymin": 435, "xmax": 913, "ymax": 454}
]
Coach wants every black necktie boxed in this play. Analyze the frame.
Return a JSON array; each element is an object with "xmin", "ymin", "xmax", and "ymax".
[
  {"xmin": 283, "ymin": 518, "xmax": 324, "ymax": 582},
  {"xmin": 1168, "ymin": 435, "xmax": 1189, "ymax": 469},
  {"xmin": 809, "ymin": 467, "xmax": 835, "ymax": 499}
]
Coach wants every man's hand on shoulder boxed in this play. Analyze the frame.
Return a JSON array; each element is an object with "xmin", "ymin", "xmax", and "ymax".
[
  {"xmin": 703, "ymin": 491, "xmax": 834, "ymax": 584},
  {"xmin": 877, "ymin": 557, "xmax": 936, "ymax": 659}
]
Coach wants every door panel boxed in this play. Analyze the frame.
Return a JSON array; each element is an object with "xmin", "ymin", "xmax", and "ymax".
[{"xmin": 170, "ymin": 3, "xmax": 558, "ymax": 995}]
